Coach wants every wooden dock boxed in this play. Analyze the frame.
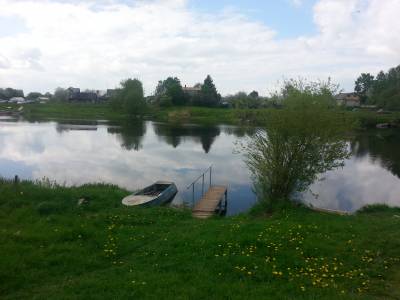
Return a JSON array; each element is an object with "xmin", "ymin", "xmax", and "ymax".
[{"xmin": 192, "ymin": 186, "xmax": 227, "ymax": 219}]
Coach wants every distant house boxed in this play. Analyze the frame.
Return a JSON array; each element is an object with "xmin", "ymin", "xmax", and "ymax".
[
  {"xmin": 183, "ymin": 85, "xmax": 201, "ymax": 96},
  {"xmin": 106, "ymin": 89, "xmax": 118, "ymax": 99},
  {"xmin": 67, "ymin": 87, "xmax": 99, "ymax": 103},
  {"xmin": 38, "ymin": 96, "xmax": 50, "ymax": 103},
  {"xmin": 335, "ymin": 93, "xmax": 361, "ymax": 107},
  {"xmin": 67, "ymin": 87, "xmax": 81, "ymax": 101},
  {"xmin": 9, "ymin": 97, "xmax": 26, "ymax": 104}
]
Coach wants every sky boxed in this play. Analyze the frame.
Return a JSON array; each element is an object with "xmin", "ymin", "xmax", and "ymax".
[{"xmin": 0, "ymin": 0, "xmax": 399, "ymax": 96}]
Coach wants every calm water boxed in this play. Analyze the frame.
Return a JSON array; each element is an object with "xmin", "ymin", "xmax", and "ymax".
[{"xmin": 1, "ymin": 116, "xmax": 400, "ymax": 214}]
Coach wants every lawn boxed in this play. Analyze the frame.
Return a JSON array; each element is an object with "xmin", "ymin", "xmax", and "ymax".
[
  {"xmin": 0, "ymin": 179, "xmax": 399, "ymax": 299},
  {"xmin": 2, "ymin": 102, "xmax": 400, "ymax": 129}
]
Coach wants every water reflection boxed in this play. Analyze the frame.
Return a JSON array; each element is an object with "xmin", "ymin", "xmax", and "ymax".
[
  {"xmin": 0, "ymin": 119, "xmax": 254, "ymax": 215},
  {"xmin": 303, "ymin": 129, "xmax": 400, "ymax": 212},
  {"xmin": 107, "ymin": 121, "xmax": 147, "ymax": 151},
  {"xmin": 153, "ymin": 123, "xmax": 221, "ymax": 153},
  {"xmin": 351, "ymin": 130, "xmax": 400, "ymax": 178},
  {"xmin": 1, "ymin": 118, "xmax": 400, "ymax": 214}
]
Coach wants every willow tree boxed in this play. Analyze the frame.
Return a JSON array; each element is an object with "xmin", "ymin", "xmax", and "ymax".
[{"xmin": 243, "ymin": 80, "xmax": 353, "ymax": 209}]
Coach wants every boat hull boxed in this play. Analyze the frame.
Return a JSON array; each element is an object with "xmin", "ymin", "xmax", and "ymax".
[{"xmin": 122, "ymin": 182, "xmax": 178, "ymax": 207}]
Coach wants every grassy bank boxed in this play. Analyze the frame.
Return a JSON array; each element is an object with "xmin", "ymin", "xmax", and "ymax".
[
  {"xmin": 1, "ymin": 179, "xmax": 399, "ymax": 299},
  {"xmin": 2, "ymin": 102, "xmax": 400, "ymax": 128},
  {"xmin": 0, "ymin": 102, "xmax": 127, "ymax": 121}
]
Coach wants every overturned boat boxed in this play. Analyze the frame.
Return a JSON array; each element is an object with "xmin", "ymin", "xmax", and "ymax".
[{"xmin": 122, "ymin": 181, "xmax": 178, "ymax": 207}]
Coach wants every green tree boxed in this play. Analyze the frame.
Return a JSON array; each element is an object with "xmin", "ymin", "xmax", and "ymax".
[
  {"xmin": 249, "ymin": 90, "xmax": 259, "ymax": 98},
  {"xmin": 241, "ymin": 80, "xmax": 352, "ymax": 211},
  {"xmin": 0, "ymin": 88, "xmax": 24, "ymax": 100},
  {"xmin": 112, "ymin": 79, "xmax": 146, "ymax": 117},
  {"xmin": 154, "ymin": 77, "xmax": 187, "ymax": 106},
  {"xmin": 53, "ymin": 87, "xmax": 68, "ymax": 102},
  {"xmin": 196, "ymin": 75, "xmax": 221, "ymax": 107},
  {"xmin": 27, "ymin": 92, "xmax": 43, "ymax": 100},
  {"xmin": 367, "ymin": 65, "xmax": 400, "ymax": 109},
  {"xmin": 355, "ymin": 73, "xmax": 374, "ymax": 104}
]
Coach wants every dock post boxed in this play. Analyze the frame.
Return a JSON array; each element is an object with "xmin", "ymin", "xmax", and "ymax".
[
  {"xmin": 192, "ymin": 184, "xmax": 195, "ymax": 207},
  {"xmin": 202, "ymin": 174, "xmax": 204, "ymax": 197},
  {"xmin": 209, "ymin": 166, "xmax": 212, "ymax": 188}
]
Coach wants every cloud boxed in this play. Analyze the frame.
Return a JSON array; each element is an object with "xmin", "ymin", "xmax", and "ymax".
[
  {"xmin": 289, "ymin": 0, "xmax": 303, "ymax": 7},
  {"xmin": 0, "ymin": 0, "xmax": 399, "ymax": 95}
]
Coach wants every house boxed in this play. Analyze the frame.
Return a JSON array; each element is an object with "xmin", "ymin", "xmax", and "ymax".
[
  {"xmin": 183, "ymin": 85, "xmax": 201, "ymax": 96},
  {"xmin": 106, "ymin": 89, "xmax": 118, "ymax": 98},
  {"xmin": 38, "ymin": 96, "xmax": 50, "ymax": 104},
  {"xmin": 67, "ymin": 87, "xmax": 80, "ymax": 101},
  {"xmin": 67, "ymin": 87, "xmax": 99, "ymax": 103},
  {"xmin": 9, "ymin": 97, "xmax": 26, "ymax": 104},
  {"xmin": 335, "ymin": 93, "xmax": 361, "ymax": 107}
]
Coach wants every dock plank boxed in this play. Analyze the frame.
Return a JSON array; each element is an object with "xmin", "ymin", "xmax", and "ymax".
[{"xmin": 192, "ymin": 186, "xmax": 227, "ymax": 219}]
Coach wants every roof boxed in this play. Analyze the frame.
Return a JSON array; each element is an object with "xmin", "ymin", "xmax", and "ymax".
[
  {"xmin": 335, "ymin": 93, "xmax": 360, "ymax": 100},
  {"xmin": 183, "ymin": 86, "xmax": 201, "ymax": 92}
]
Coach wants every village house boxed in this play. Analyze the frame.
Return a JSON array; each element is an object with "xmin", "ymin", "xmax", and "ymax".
[
  {"xmin": 335, "ymin": 93, "xmax": 361, "ymax": 108},
  {"xmin": 183, "ymin": 85, "xmax": 201, "ymax": 96},
  {"xmin": 67, "ymin": 87, "xmax": 108, "ymax": 103},
  {"xmin": 9, "ymin": 97, "xmax": 26, "ymax": 104}
]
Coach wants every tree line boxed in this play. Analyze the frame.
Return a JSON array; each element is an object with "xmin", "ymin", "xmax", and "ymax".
[
  {"xmin": 355, "ymin": 64, "xmax": 400, "ymax": 110},
  {"xmin": 110, "ymin": 75, "xmax": 222, "ymax": 116}
]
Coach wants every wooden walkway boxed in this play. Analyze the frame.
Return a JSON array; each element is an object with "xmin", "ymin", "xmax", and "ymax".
[{"xmin": 192, "ymin": 186, "xmax": 227, "ymax": 219}]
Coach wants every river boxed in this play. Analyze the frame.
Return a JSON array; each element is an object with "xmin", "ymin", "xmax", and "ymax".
[{"xmin": 1, "ymin": 116, "xmax": 400, "ymax": 215}]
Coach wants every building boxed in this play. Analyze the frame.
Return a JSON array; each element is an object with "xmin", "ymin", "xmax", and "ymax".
[
  {"xmin": 335, "ymin": 93, "xmax": 361, "ymax": 107},
  {"xmin": 9, "ymin": 97, "xmax": 26, "ymax": 104},
  {"xmin": 67, "ymin": 87, "xmax": 101, "ymax": 103},
  {"xmin": 67, "ymin": 87, "xmax": 81, "ymax": 101},
  {"xmin": 183, "ymin": 85, "xmax": 201, "ymax": 96},
  {"xmin": 38, "ymin": 96, "xmax": 50, "ymax": 103}
]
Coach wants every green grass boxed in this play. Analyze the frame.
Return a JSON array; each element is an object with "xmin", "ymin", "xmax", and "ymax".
[
  {"xmin": 1, "ymin": 179, "xmax": 399, "ymax": 299},
  {"xmin": 2, "ymin": 102, "xmax": 400, "ymax": 128},
  {"xmin": 1, "ymin": 102, "xmax": 127, "ymax": 121}
]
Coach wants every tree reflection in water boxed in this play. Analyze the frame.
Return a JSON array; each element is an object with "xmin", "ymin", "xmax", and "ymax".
[
  {"xmin": 107, "ymin": 121, "xmax": 147, "ymax": 151},
  {"xmin": 350, "ymin": 129, "xmax": 400, "ymax": 178},
  {"xmin": 152, "ymin": 123, "xmax": 221, "ymax": 153}
]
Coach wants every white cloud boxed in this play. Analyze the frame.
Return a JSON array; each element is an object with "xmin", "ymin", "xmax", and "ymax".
[
  {"xmin": 0, "ymin": 0, "xmax": 399, "ymax": 95},
  {"xmin": 290, "ymin": 0, "xmax": 303, "ymax": 7}
]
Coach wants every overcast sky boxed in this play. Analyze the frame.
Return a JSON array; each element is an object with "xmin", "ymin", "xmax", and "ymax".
[{"xmin": 0, "ymin": 0, "xmax": 399, "ymax": 95}]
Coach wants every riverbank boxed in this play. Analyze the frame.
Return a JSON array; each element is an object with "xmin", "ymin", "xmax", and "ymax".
[
  {"xmin": 2, "ymin": 102, "xmax": 399, "ymax": 128},
  {"xmin": 1, "ymin": 179, "xmax": 399, "ymax": 299}
]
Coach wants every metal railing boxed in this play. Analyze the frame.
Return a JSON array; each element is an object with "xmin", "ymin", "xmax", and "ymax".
[{"xmin": 186, "ymin": 165, "xmax": 212, "ymax": 205}]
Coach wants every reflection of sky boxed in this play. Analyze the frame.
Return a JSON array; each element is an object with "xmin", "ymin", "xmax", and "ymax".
[
  {"xmin": 1, "ymin": 120, "xmax": 400, "ymax": 214},
  {"xmin": 0, "ymin": 120, "xmax": 254, "ymax": 215},
  {"xmin": 303, "ymin": 154, "xmax": 400, "ymax": 212}
]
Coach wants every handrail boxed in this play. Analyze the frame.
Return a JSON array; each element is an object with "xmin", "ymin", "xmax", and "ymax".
[
  {"xmin": 186, "ymin": 165, "xmax": 213, "ymax": 205},
  {"xmin": 186, "ymin": 165, "xmax": 212, "ymax": 189}
]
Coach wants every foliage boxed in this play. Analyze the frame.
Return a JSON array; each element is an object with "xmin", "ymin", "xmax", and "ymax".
[
  {"xmin": 111, "ymin": 78, "xmax": 146, "ymax": 117},
  {"xmin": 26, "ymin": 92, "xmax": 43, "ymax": 100},
  {"xmin": 355, "ymin": 65, "xmax": 400, "ymax": 110},
  {"xmin": 242, "ymin": 80, "xmax": 352, "ymax": 206},
  {"xmin": 355, "ymin": 73, "xmax": 374, "ymax": 104},
  {"xmin": 53, "ymin": 87, "xmax": 69, "ymax": 102},
  {"xmin": 154, "ymin": 77, "xmax": 187, "ymax": 106},
  {"xmin": 224, "ymin": 91, "xmax": 264, "ymax": 109},
  {"xmin": 0, "ymin": 87, "xmax": 24, "ymax": 100},
  {"xmin": 193, "ymin": 75, "xmax": 221, "ymax": 107},
  {"xmin": 0, "ymin": 179, "xmax": 400, "ymax": 299}
]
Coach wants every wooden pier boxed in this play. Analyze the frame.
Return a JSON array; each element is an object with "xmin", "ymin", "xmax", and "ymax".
[
  {"xmin": 187, "ymin": 166, "xmax": 228, "ymax": 219},
  {"xmin": 192, "ymin": 186, "xmax": 227, "ymax": 219}
]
